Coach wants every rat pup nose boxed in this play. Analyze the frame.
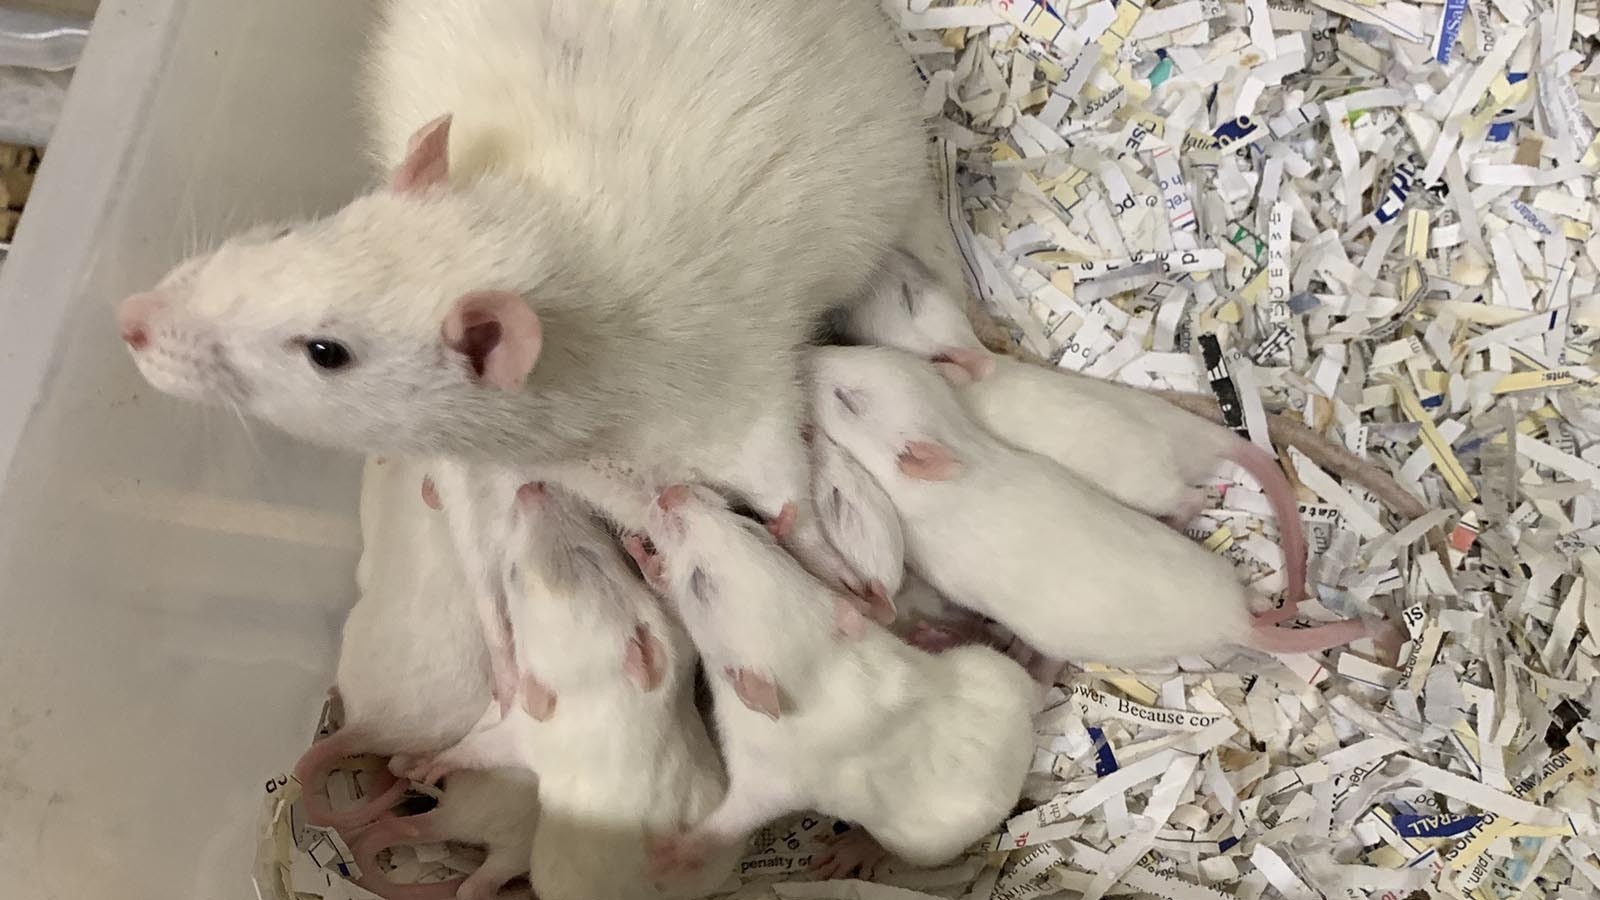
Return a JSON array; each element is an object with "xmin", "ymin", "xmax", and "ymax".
[{"xmin": 117, "ymin": 291, "xmax": 167, "ymax": 351}]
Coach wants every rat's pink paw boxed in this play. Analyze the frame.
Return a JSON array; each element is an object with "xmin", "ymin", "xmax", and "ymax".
[
  {"xmin": 624, "ymin": 535, "xmax": 666, "ymax": 588},
  {"xmin": 812, "ymin": 828, "xmax": 888, "ymax": 880},
  {"xmin": 861, "ymin": 580, "xmax": 897, "ymax": 626},
  {"xmin": 904, "ymin": 621, "xmax": 964, "ymax": 654},
  {"xmin": 832, "ymin": 596, "xmax": 870, "ymax": 640},
  {"xmin": 647, "ymin": 832, "xmax": 710, "ymax": 881},
  {"xmin": 624, "ymin": 623, "xmax": 668, "ymax": 693},
  {"xmin": 656, "ymin": 484, "xmax": 693, "ymax": 511},
  {"xmin": 725, "ymin": 666, "xmax": 782, "ymax": 720},
  {"xmin": 765, "ymin": 502, "xmax": 798, "ymax": 541}
]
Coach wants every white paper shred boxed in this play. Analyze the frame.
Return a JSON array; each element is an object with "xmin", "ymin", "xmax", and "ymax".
[
  {"xmin": 262, "ymin": 1, "xmax": 1600, "ymax": 897},
  {"xmin": 847, "ymin": 1, "xmax": 1598, "ymax": 898}
]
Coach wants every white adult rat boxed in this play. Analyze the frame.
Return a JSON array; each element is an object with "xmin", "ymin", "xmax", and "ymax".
[
  {"xmin": 809, "ymin": 346, "xmax": 1373, "ymax": 666},
  {"xmin": 634, "ymin": 484, "xmax": 1036, "ymax": 881},
  {"xmin": 115, "ymin": 0, "xmax": 932, "ymax": 556},
  {"xmin": 394, "ymin": 481, "xmax": 734, "ymax": 900},
  {"xmin": 351, "ymin": 769, "xmax": 539, "ymax": 900},
  {"xmin": 839, "ymin": 256, "xmax": 1309, "ymax": 606},
  {"xmin": 294, "ymin": 456, "xmax": 493, "ymax": 832}
]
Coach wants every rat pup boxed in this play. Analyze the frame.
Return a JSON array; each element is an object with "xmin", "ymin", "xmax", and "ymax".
[
  {"xmin": 810, "ymin": 346, "xmax": 1374, "ymax": 667},
  {"xmin": 839, "ymin": 258, "xmax": 1308, "ymax": 605},
  {"xmin": 352, "ymin": 768, "xmax": 540, "ymax": 900},
  {"xmin": 637, "ymin": 484, "xmax": 1036, "ymax": 880},
  {"xmin": 116, "ymin": 0, "xmax": 932, "ymax": 561},
  {"xmin": 806, "ymin": 426, "xmax": 905, "ymax": 620},
  {"xmin": 395, "ymin": 481, "xmax": 734, "ymax": 900},
  {"xmin": 295, "ymin": 456, "xmax": 493, "ymax": 832}
]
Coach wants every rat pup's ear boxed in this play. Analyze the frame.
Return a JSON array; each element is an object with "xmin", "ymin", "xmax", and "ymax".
[
  {"xmin": 897, "ymin": 440, "xmax": 962, "ymax": 481},
  {"xmin": 442, "ymin": 290, "xmax": 543, "ymax": 391},
  {"xmin": 391, "ymin": 113, "xmax": 453, "ymax": 194}
]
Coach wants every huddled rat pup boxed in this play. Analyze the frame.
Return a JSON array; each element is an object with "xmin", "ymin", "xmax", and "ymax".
[
  {"xmin": 810, "ymin": 346, "xmax": 1374, "ymax": 667},
  {"xmin": 636, "ymin": 484, "xmax": 1035, "ymax": 880},
  {"xmin": 351, "ymin": 768, "xmax": 539, "ymax": 900},
  {"xmin": 840, "ymin": 262, "xmax": 1309, "ymax": 605},
  {"xmin": 294, "ymin": 457, "xmax": 492, "ymax": 833},
  {"xmin": 396, "ymin": 481, "xmax": 734, "ymax": 900}
]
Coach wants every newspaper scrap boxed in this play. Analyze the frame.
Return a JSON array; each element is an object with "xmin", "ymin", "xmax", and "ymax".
[
  {"xmin": 880, "ymin": 0, "xmax": 1600, "ymax": 896},
  {"xmin": 264, "ymin": 0, "xmax": 1600, "ymax": 896}
]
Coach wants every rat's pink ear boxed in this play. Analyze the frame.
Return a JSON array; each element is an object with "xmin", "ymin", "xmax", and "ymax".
[
  {"xmin": 897, "ymin": 440, "xmax": 962, "ymax": 481},
  {"xmin": 932, "ymin": 347, "xmax": 996, "ymax": 381},
  {"xmin": 442, "ymin": 290, "xmax": 542, "ymax": 391},
  {"xmin": 391, "ymin": 114, "xmax": 453, "ymax": 194}
]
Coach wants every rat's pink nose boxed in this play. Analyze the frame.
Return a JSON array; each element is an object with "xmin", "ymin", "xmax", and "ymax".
[
  {"xmin": 657, "ymin": 484, "xmax": 692, "ymax": 511},
  {"xmin": 117, "ymin": 291, "xmax": 166, "ymax": 351},
  {"xmin": 516, "ymin": 481, "xmax": 547, "ymax": 505}
]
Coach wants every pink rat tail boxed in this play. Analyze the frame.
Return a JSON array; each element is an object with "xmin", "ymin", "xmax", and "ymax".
[
  {"xmin": 1226, "ymin": 440, "xmax": 1308, "ymax": 609},
  {"xmin": 293, "ymin": 729, "xmax": 412, "ymax": 831},
  {"xmin": 350, "ymin": 810, "xmax": 467, "ymax": 900},
  {"xmin": 1249, "ymin": 618, "xmax": 1370, "ymax": 656}
]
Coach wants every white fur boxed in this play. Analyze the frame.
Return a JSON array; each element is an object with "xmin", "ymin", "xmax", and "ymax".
[
  {"xmin": 890, "ymin": 570, "xmax": 987, "ymax": 640},
  {"xmin": 424, "ymin": 770, "xmax": 540, "ymax": 898},
  {"xmin": 810, "ymin": 431, "xmax": 906, "ymax": 599},
  {"xmin": 339, "ymin": 456, "xmax": 491, "ymax": 753},
  {"xmin": 408, "ymin": 485, "xmax": 733, "ymax": 900},
  {"xmin": 960, "ymin": 359, "xmax": 1236, "ymax": 514},
  {"xmin": 124, "ymin": 0, "xmax": 928, "ymax": 500},
  {"xmin": 841, "ymin": 260, "xmax": 1239, "ymax": 517},
  {"xmin": 808, "ymin": 346, "xmax": 1263, "ymax": 665},
  {"xmin": 643, "ymin": 487, "xmax": 1035, "ymax": 869},
  {"xmin": 293, "ymin": 456, "xmax": 496, "ymax": 833},
  {"xmin": 427, "ymin": 459, "xmax": 532, "ymax": 709}
]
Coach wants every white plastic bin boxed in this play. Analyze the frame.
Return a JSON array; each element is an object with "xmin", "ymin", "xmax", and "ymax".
[{"xmin": 0, "ymin": 1, "xmax": 381, "ymax": 896}]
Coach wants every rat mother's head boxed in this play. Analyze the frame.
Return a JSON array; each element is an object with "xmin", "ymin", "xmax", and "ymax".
[{"xmin": 116, "ymin": 115, "xmax": 549, "ymax": 458}]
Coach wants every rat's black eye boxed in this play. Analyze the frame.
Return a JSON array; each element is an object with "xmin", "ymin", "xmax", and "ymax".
[{"xmin": 304, "ymin": 339, "xmax": 353, "ymax": 371}]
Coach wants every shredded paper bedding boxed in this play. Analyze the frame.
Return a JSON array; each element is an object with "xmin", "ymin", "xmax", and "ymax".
[{"xmin": 258, "ymin": 0, "xmax": 1600, "ymax": 897}]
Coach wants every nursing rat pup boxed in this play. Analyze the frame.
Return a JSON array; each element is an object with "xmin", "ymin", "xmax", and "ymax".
[
  {"xmin": 840, "ymin": 260, "xmax": 1309, "ymax": 605},
  {"xmin": 116, "ymin": 0, "xmax": 927, "ymax": 547},
  {"xmin": 810, "ymin": 347, "xmax": 1373, "ymax": 666},
  {"xmin": 395, "ymin": 481, "xmax": 734, "ymax": 900},
  {"xmin": 295, "ymin": 457, "xmax": 492, "ymax": 832},
  {"xmin": 636, "ymin": 484, "xmax": 1035, "ymax": 880},
  {"xmin": 806, "ymin": 426, "xmax": 905, "ymax": 620},
  {"xmin": 352, "ymin": 769, "xmax": 539, "ymax": 900}
]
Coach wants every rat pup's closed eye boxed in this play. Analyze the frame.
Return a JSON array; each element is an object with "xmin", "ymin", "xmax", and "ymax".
[
  {"xmin": 688, "ymin": 568, "xmax": 711, "ymax": 603},
  {"xmin": 834, "ymin": 387, "xmax": 865, "ymax": 416}
]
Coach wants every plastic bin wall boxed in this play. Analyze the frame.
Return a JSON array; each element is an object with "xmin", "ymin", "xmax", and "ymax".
[{"xmin": 0, "ymin": 1, "xmax": 377, "ymax": 896}]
